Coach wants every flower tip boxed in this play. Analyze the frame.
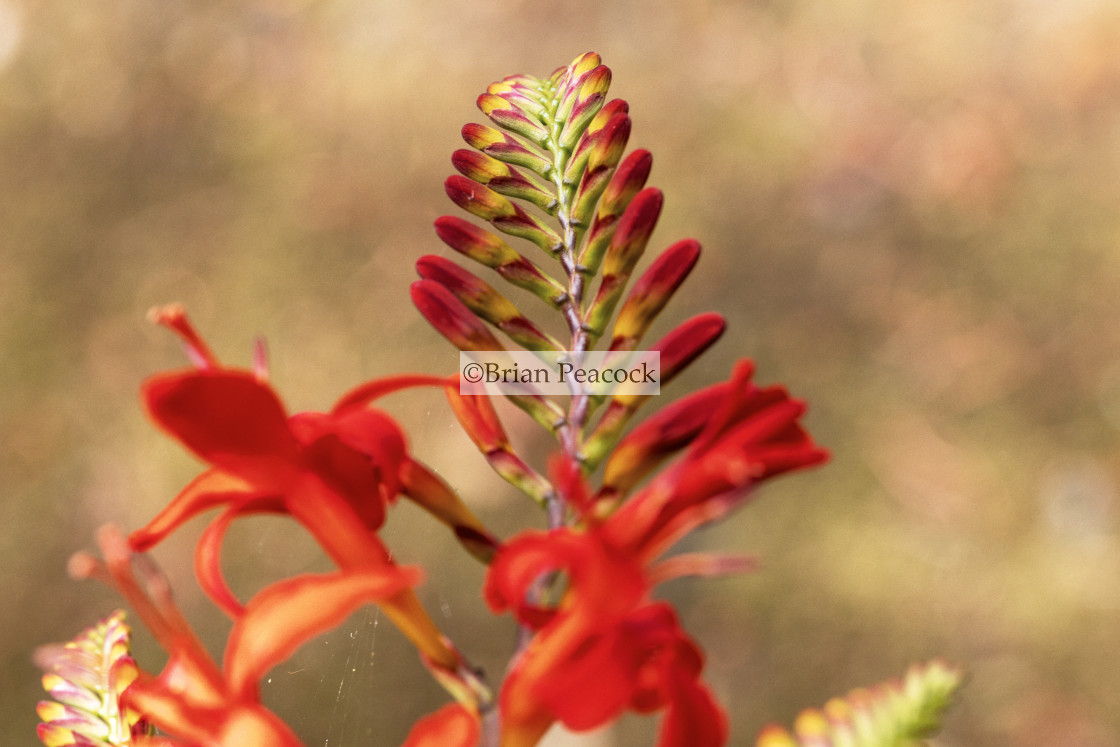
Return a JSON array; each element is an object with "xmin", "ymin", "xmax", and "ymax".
[
  {"xmin": 146, "ymin": 302, "xmax": 187, "ymax": 326},
  {"xmin": 454, "ymin": 525, "xmax": 501, "ymax": 563},
  {"xmin": 66, "ymin": 551, "xmax": 100, "ymax": 581},
  {"xmin": 146, "ymin": 303, "xmax": 220, "ymax": 369},
  {"xmin": 755, "ymin": 724, "xmax": 797, "ymax": 747},
  {"xmin": 95, "ymin": 523, "xmax": 130, "ymax": 556},
  {"xmin": 252, "ymin": 337, "xmax": 270, "ymax": 381}
]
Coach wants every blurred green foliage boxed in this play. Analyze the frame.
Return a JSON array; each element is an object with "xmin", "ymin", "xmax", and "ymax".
[{"xmin": 3, "ymin": 1, "xmax": 1120, "ymax": 745}]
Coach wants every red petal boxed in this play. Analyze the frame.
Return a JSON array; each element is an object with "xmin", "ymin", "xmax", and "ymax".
[
  {"xmin": 319, "ymin": 407, "xmax": 411, "ymax": 503},
  {"xmin": 484, "ymin": 530, "xmax": 573, "ymax": 620},
  {"xmin": 401, "ymin": 703, "xmax": 480, "ymax": 747},
  {"xmin": 279, "ymin": 472, "xmax": 462, "ymax": 671},
  {"xmin": 295, "ymin": 429, "xmax": 388, "ymax": 530},
  {"xmin": 550, "ymin": 455, "xmax": 594, "ymax": 517},
  {"xmin": 121, "ymin": 671, "xmax": 220, "ymax": 745},
  {"xmin": 535, "ymin": 627, "xmax": 635, "ymax": 730},
  {"xmin": 283, "ymin": 472, "xmax": 393, "ymax": 570},
  {"xmin": 143, "ymin": 371, "xmax": 301, "ymax": 487},
  {"xmin": 124, "ymin": 670, "xmax": 304, "ymax": 747},
  {"xmin": 602, "ymin": 382, "xmax": 731, "ymax": 495},
  {"xmin": 656, "ymin": 671, "xmax": 728, "ymax": 747},
  {"xmin": 485, "ymin": 528, "xmax": 646, "ymax": 630}
]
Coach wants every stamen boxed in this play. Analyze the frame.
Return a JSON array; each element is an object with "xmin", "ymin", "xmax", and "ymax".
[
  {"xmin": 252, "ymin": 337, "xmax": 270, "ymax": 382},
  {"xmin": 147, "ymin": 303, "xmax": 220, "ymax": 370},
  {"xmin": 67, "ymin": 551, "xmax": 107, "ymax": 583}
]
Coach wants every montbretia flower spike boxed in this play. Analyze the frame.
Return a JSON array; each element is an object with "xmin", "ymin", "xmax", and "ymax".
[
  {"xmin": 38, "ymin": 52, "xmax": 962, "ymax": 747},
  {"xmin": 34, "ymin": 610, "xmax": 150, "ymax": 747}
]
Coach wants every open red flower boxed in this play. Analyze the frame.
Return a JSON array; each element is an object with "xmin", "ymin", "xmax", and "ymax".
[
  {"xmin": 130, "ymin": 305, "xmax": 497, "ymax": 674},
  {"xmin": 484, "ymin": 460, "xmax": 728, "ymax": 747},
  {"xmin": 601, "ymin": 359, "xmax": 829, "ymax": 561},
  {"xmin": 485, "ymin": 521, "xmax": 726, "ymax": 747},
  {"xmin": 486, "ymin": 362, "xmax": 827, "ymax": 746}
]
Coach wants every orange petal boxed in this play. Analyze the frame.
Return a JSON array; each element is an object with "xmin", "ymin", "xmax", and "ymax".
[
  {"xmin": 128, "ymin": 469, "xmax": 274, "ymax": 553},
  {"xmin": 401, "ymin": 703, "xmax": 480, "ymax": 747},
  {"xmin": 195, "ymin": 507, "xmax": 248, "ymax": 619},
  {"xmin": 224, "ymin": 566, "xmax": 421, "ymax": 700}
]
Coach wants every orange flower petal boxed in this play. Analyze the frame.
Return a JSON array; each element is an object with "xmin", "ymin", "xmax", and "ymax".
[
  {"xmin": 128, "ymin": 469, "xmax": 273, "ymax": 553},
  {"xmin": 401, "ymin": 703, "xmax": 480, "ymax": 747},
  {"xmin": 224, "ymin": 566, "xmax": 421, "ymax": 701},
  {"xmin": 143, "ymin": 371, "xmax": 301, "ymax": 487}
]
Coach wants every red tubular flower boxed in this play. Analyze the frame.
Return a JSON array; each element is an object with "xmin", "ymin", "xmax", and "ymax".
[
  {"xmin": 130, "ymin": 305, "xmax": 497, "ymax": 674},
  {"xmin": 486, "ymin": 362, "xmax": 828, "ymax": 746},
  {"xmin": 485, "ymin": 523, "xmax": 725, "ymax": 747},
  {"xmin": 602, "ymin": 359, "xmax": 830, "ymax": 562}
]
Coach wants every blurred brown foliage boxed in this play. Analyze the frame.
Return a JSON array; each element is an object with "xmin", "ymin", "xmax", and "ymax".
[{"xmin": 3, "ymin": 1, "xmax": 1120, "ymax": 745}]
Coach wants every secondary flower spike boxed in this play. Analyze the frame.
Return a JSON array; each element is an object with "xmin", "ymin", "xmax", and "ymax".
[{"xmin": 34, "ymin": 610, "xmax": 150, "ymax": 747}]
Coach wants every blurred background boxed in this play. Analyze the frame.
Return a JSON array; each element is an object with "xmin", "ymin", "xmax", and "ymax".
[{"xmin": 3, "ymin": 0, "xmax": 1120, "ymax": 744}]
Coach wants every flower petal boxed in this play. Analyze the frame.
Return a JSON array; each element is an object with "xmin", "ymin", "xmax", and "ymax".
[
  {"xmin": 656, "ymin": 670, "xmax": 728, "ymax": 747},
  {"xmin": 292, "ymin": 422, "xmax": 389, "ymax": 531},
  {"xmin": 143, "ymin": 371, "xmax": 301, "ymax": 487},
  {"xmin": 401, "ymin": 703, "xmax": 480, "ymax": 747},
  {"xmin": 224, "ymin": 566, "xmax": 421, "ymax": 701},
  {"xmin": 532, "ymin": 627, "xmax": 636, "ymax": 730},
  {"xmin": 128, "ymin": 469, "xmax": 277, "ymax": 553},
  {"xmin": 600, "ymin": 382, "xmax": 730, "ymax": 497},
  {"xmin": 124, "ymin": 669, "xmax": 303, "ymax": 747},
  {"xmin": 195, "ymin": 507, "xmax": 247, "ymax": 619}
]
